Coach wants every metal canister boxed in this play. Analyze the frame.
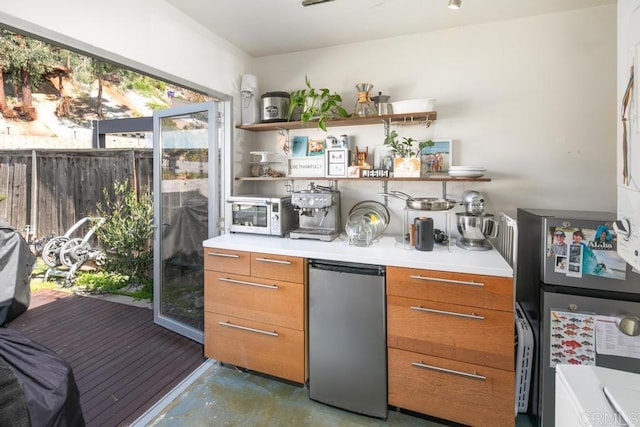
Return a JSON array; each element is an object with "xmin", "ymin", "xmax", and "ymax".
[{"xmin": 414, "ymin": 217, "xmax": 434, "ymax": 251}]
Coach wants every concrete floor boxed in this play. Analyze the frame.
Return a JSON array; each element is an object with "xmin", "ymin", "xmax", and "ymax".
[{"xmin": 133, "ymin": 360, "xmax": 535, "ymax": 427}]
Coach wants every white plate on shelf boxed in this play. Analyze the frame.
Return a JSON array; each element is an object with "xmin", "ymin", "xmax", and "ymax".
[
  {"xmin": 449, "ymin": 166, "xmax": 486, "ymax": 172},
  {"xmin": 448, "ymin": 170, "xmax": 485, "ymax": 178}
]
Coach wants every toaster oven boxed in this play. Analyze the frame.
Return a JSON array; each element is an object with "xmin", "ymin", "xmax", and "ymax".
[{"xmin": 227, "ymin": 195, "xmax": 298, "ymax": 237}]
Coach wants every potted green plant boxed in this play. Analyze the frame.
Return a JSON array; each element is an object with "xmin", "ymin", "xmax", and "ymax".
[
  {"xmin": 384, "ymin": 130, "xmax": 433, "ymax": 177},
  {"xmin": 288, "ymin": 75, "xmax": 351, "ymax": 132}
]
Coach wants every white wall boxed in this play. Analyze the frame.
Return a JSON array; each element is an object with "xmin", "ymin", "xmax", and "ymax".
[
  {"xmin": 0, "ymin": 3, "xmax": 617, "ymax": 235},
  {"xmin": 0, "ymin": 0, "xmax": 252, "ymax": 98},
  {"xmin": 250, "ymin": 5, "xmax": 617, "ymax": 231}
]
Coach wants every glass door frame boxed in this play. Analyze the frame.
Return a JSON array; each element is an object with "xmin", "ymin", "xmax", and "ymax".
[{"xmin": 152, "ymin": 101, "xmax": 225, "ymax": 343}]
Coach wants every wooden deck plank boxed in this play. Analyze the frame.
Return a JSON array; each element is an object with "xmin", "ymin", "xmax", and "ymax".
[{"xmin": 8, "ymin": 290, "xmax": 205, "ymax": 427}]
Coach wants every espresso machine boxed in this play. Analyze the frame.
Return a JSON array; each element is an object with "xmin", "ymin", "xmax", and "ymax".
[
  {"xmin": 290, "ymin": 183, "xmax": 341, "ymax": 241},
  {"xmin": 455, "ymin": 190, "xmax": 498, "ymax": 250}
]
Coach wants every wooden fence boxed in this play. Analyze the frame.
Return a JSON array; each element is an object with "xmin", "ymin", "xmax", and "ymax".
[{"xmin": 0, "ymin": 149, "xmax": 153, "ymax": 239}]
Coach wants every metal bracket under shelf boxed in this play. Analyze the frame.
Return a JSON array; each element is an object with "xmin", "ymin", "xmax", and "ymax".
[
  {"xmin": 382, "ymin": 115, "xmax": 432, "ymax": 140},
  {"xmin": 283, "ymin": 179, "xmax": 339, "ymax": 193},
  {"xmin": 380, "ymin": 181, "xmax": 390, "ymax": 207}
]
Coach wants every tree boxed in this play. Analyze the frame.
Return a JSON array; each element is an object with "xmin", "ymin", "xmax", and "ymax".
[
  {"xmin": 0, "ymin": 62, "xmax": 10, "ymax": 117},
  {"xmin": 0, "ymin": 30, "xmax": 53, "ymax": 120},
  {"xmin": 0, "ymin": 30, "xmax": 15, "ymax": 117},
  {"xmin": 90, "ymin": 58, "xmax": 119, "ymax": 118}
]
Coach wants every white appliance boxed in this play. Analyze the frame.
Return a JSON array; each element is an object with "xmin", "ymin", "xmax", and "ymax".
[
  {"xmin": 240, "ymin": 74, "xmax": 259, "ymax": 125},
  {"xmin": 555, "ymin": 364, "xmax": 640, "ymax": 427},
  {"xmin": 616, "ymin": 0, "xmax": 640, "ymax": 271}
]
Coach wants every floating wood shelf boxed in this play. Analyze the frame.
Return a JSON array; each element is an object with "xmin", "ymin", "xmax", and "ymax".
[
  {"xmin": 235, "ymin": 176, "xmax": 490, "ymax": 182},
  {"xmin": 236, "ymin": 111, "xmax": 437, "ymax": 132}
]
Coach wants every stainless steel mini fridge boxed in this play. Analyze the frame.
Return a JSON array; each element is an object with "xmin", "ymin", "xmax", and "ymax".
[
  {"xmin": 308, "ymin": 259, "xmax": 387, "ymax": 419},
  {"xmin": 516, "ymin": 208, "xmax": 640, "ymax": 426}
]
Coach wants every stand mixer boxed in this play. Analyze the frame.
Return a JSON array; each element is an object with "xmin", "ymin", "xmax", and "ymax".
[
  {"xmin": 290, "ymin": 183, "xmax": 341, "ymax": 241},
  {"xmin": 456, "ymin": 190, "xmax": 498, "ymax": 251}
]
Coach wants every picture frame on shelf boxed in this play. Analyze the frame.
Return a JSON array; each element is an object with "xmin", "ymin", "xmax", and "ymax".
[
  {"xmin": 287, "ymin": 156, "xmax": 325, "ymax": 177},
  {"xmin": 291, "ymin": 136, "xmax": 309, "ymax": 157},
  {"xmin": 420, "ymin": 139, "xmax": 452, "ymax": 176},
  {"xmin": 308, "ymin": 138, "xmax": 325, "ymax": 156},
  {"xmin": 326, "ymin": 148, "xmax": 349, "ymax": 177},
  {"xmin": 373, "ymin": 145, "xmax": 395, "ymax": 172}
]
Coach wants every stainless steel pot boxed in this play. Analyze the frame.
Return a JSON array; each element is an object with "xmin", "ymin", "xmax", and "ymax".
[{"xmin": 380, "ymin": 191, "xmax": 458, "ymax": 211}]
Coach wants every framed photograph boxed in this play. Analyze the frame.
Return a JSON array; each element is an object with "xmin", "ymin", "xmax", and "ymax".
[
  {"xmin": 326, "ymin": 148, "xmax": 349, "ymax": 177},
  {"xmin": 373, "ymin": 145, "xmax": 395, "ymax": 172},
  {"xmin": 420, "ymin": 139, "xmax": 452, "ymax": 176},
  {"xmin": 291, "ymin": 136, "xmax": 308, "ymax": 157},
  {"xmin": 308, "ymin": 138, "xmax": 325, "ymax": 156}
]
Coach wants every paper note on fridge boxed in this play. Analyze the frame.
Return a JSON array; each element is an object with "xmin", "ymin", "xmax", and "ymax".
[{"xmin": 595, "ymin": 315, "xmax": 640, "ymax": 359}]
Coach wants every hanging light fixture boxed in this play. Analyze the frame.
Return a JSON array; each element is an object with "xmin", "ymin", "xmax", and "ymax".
[{"xmin": 448, "ymin": 0, "xmax": 461, "ymax": 9}]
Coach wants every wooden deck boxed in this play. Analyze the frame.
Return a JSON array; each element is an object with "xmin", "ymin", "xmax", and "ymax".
[{"xmin": 8, "ymin": 289, "xmax": 205, "ymax": 427}]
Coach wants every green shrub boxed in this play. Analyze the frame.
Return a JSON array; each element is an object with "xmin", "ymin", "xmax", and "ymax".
[
  {"xmin": 146, "ymin": 101, "xmax": 169, "ymax": 111},
  {"xmin": 94, "ymin": 180, "xmax": 153, "ymax": 289},
  {"xmin": 75, "ymin": 271, "xmax": 153, "ymax": 300},
  {"xmin": 75, "ymin": 271, "xmax": 127, "ymax": 293}
]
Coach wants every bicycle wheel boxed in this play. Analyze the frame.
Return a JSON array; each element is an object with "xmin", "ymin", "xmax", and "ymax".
[{"xmin": 42, "ymin": 237, "xmax": 69, "ymax": 267}]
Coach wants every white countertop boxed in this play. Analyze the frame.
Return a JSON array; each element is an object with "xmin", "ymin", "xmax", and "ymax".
[{"xmin": 203, "ymin": 233, "xmax": 513, "ymax": 277}]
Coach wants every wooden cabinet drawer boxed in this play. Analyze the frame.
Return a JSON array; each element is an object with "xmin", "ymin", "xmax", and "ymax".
[
  {"xmin": 388, "ymin": 347, "xmax": 514, "ymax": 427},
  {"xmin": 387, "ymin": 295, "xmax": 514, "ymax": 370},
  {"xmin": 204, "ymin": 248, "xmax": 250, "ymax": 275},
  {"xmin": 387, "ymin": 266, "xmax": 513, "ymax": 312},
  {"xmin": 204, "ymin": 312, "xmax": 304, "ymax": 383},
  {"xmin": 204, "ymin": 271, "xmax": 303, "ymax": 330},
  {"xmin": 250, "ymin": 252, "xmax": 304, "ymax": 283}
]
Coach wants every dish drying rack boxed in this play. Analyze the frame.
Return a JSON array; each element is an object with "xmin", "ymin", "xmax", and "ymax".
[{"xmin": 493, "ymin": 213, "xmax": 532, "ymax": 414}]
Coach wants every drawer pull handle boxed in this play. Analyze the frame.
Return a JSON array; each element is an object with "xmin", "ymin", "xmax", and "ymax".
[
  {"xmin": 207, "ymin": 252, "xmax": 240, "ymax": 258},
  {"xmin": 255, "ymin": 257, "xmax": 291, "ymax": 265},
  {"xmin": 218, "ymin": 277, "xmax": 278, "ymax": 289},
  {"xmin": 218, "ymin": 321, "xmax": 279, "ymax": 337},
  {"xmin": 409, "ymin": 275, "xmax": 484, "ymax": 287},
  {"xmin": 411, "ymin": 361, "xmax": 486, "ymax": 381},
  {"xmin": 410, "ymin": 305, "xmax": 485, "ymax": 320}
]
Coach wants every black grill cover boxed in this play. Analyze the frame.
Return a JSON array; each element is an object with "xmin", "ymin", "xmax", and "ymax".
[
  {"xmin": 0, "ymin": 328, "xmax": 85, "ymax": 426},
  {"xmin": 0, "ymin": 222, "xmax": 35, "ymax": 325}
]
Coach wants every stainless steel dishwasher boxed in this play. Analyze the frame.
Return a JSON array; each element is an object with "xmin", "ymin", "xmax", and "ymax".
[{"xmin": 308, "ymin": 259, "xmax": 387, "ymax": 419}]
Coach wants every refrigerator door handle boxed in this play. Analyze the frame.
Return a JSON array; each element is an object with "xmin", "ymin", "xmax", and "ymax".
[{"xmin": 616, "ymin": 313, "xmax": 640, "ymax": 336}]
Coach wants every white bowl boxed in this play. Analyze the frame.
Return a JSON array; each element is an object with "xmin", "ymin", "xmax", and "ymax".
[{"xmin": 391, "ymin": 98, "xmax": 437, "ymax": 114}]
